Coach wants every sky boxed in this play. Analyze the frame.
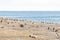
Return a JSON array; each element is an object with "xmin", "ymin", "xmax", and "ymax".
[{"xmin": 0, "ymin": 0, "xmax": 60, "ymax": 11}]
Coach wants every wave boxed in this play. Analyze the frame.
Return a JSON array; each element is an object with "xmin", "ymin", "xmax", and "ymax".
[{"xmin": 0, "ymin": 16, "xmax": 60, "ymax": 23}]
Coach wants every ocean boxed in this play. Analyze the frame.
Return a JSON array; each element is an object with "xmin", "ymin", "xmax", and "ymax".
[{"xmin": 0, "ymin": 11, "xmax": 60, "ymax": 23}]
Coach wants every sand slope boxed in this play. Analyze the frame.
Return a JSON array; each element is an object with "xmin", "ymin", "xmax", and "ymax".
[{"xmin": 0, "ymin": 17, "xmax": 60, "ymax": 40}]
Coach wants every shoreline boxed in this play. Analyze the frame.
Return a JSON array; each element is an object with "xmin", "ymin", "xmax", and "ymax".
[{"xmin": 0, "ymin": 17, "xmax": 60, "ymax": 24}]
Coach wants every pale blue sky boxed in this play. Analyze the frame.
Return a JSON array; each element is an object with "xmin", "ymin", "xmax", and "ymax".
[{"xmin": 0, "ymin": 0, "xmax": 60, "ymax": 11}]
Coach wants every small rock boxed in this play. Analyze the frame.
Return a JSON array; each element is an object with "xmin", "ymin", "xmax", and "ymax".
[
  {"xmin": 29, "ymin": 35, "xmax": 37, "ymax": 38},
  {"xmin": 20, "ymin": 24, "xmax": 24, "ymax": 27},
  {"xmin": 1, "ymin": 26, "xmax": 4, "ymax": 28}
]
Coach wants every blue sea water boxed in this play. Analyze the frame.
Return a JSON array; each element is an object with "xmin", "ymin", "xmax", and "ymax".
[{"xmin": 0, "ymin": 11, "xmax": 60, "ymax": 23}]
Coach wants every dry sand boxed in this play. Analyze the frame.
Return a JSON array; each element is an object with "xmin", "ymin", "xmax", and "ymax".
[{"xmin": 0, "ymin": 17, "xmax": 60, "ymax": 40}]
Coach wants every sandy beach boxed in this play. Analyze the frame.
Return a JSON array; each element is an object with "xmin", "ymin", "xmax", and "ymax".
[{"xmin": 0, "ymin": 17, "xmax": 60, "ymax": 40}]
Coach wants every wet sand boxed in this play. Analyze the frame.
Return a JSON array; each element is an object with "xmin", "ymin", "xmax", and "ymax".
[{"xmin": 0, "ymin": 17, "xmax": 60, "ymax": 40}]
